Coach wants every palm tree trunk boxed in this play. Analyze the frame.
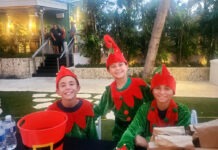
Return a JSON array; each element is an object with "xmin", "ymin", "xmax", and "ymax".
[{"xmin": 143, "ymin": 0, "xmax": 170, "ymax": 80}]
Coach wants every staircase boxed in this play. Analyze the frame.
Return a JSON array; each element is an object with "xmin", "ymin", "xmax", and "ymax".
[{"xmin": 32, "ymin": 54, "xmax": 73, "ymax": 77}]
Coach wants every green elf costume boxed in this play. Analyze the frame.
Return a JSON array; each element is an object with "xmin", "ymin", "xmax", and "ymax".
[
  {"xmin": 94, "ymin": 34, "xmax": 153, "ymax": 141},
  {"xmin": 116, "ymin": 64, "xmax": 191, "ymax": 150},
  {"xmin": 47, "ymin": 66, "xmax": 98, "ymax": 139}
]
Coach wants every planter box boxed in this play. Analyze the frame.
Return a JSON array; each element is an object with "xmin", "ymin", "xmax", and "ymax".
[
  {"xmin": 0, "ymin": 58, "xmax": 209, "ymax": 80},
  {"xmin": 0, "ymin": 57, "xmax": 43, "ymax": 78},
  {"xmin": 72, "ymin": 67, "xmax": 209, "ymax": 81}
]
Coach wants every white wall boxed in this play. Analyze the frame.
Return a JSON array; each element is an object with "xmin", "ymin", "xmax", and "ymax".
[
  {"xmin": 210, "ymin": 59, "xmax": 218, "ymax": 85},
  {"xmin": 73, "ymin": 52, "xmax": 90, "ymax": 66}
]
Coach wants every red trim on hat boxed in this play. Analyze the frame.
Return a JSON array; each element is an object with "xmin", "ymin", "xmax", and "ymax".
[
  {"xmin": 151, "ymin": 64, "xmax": 176, "ymax": 93},
  {"xmin": 106, "ymin": 52, "xmax": 127, "ymax": 67},
  {"xmin": 56, "ymin": 66, "xmax": 78, "ymax": 89},
  {"xmin": 103, "ymin": 34, "xmax": 127, "ymax": 67},
  {"xmin": 104, "ymin": 34, "xmax": 121, "ymax": 53}
]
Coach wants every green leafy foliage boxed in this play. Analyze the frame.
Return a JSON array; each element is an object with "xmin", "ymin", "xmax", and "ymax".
[
  {"xmin": 77, "ymin": 0, "xmax": 217, "ymax": 67},
  {"xmin": 80, "ymin": 33, "xmax": 102, "ymax": 64}
]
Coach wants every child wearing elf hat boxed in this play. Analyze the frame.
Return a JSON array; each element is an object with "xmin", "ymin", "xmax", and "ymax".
[
  {"xmin": 116, "ymin": 64, "xmax": 191, "ymax": 150},
  {"xmin": 94, "ymin": 34, "xmax": 154, "ymax": 141},
  {"xmin": 47, "ymin": 66, "xmax": 98, "ymax": 139}
]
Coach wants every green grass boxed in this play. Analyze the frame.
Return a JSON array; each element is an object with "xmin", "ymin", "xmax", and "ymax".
[
  {"xmin": 0, "ymin": 91, "xmax": 39, "ymax": 119},
  {"xmin": 101, "ymin": 119, "xmax": 114, "ymax": 140},
  {"xmin": 0, "ymin": 91, "xmax": 218, "ymax": 140},
  {"xmin": 174, "ymin": 96, "xmax": 218, "ymax": 122}
]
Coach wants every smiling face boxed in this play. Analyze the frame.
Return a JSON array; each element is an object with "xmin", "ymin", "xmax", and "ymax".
[
  {"xmin": 56, "ymin": 76, "xmax": 80, "ymax": 105},
  {"xmin": 108, "ymin": 62, "xmax": 128, "ymax": 79},
  {"xmin": 152, "ymin": 85, "xmax": 174, "ymax": 104}
]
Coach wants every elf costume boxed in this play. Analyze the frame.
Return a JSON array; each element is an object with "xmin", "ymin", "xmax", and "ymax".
[
  {"xmin": 94, "ymin": 35, "xmax": 153, "ymax": 141},
  {"xmin": 47, "ymin": 66, "xmax": 98, "ymax": 139},
  {"xmin": 47, "ymin": 99, "xmax": 98, "ymax": 139},
  {"xmin": 116, "ymin": 64, "xmax": 191, "ymax": 150}
]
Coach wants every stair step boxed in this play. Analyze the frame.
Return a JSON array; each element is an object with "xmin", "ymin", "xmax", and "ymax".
[
  {"xmin": 44, "ymin": 62, "xmax": 58, "ymax": 66},
  {"xmin": 45, "ymin": 54, "xmax": 61, "ymax": 58},
  {"xmin": 33, "ymin": 54, "xmax": 73, "ymax": 77},
  {"xmin": 36, "ymin": 69, "xmax": 58, "ymax": 74},
  {"xmin": 32, "ymin": 73, "xmax": 56, "ymax": 77},
  {"xmin": 38, "ymin": 66, "xmax": 57, "ymax": 69}
]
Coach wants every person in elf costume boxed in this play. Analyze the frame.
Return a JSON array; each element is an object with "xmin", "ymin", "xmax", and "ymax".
[
  {"xmin": 94, "ymin": 34, "xmax": 153, "ymax": 141},
  {"xmin": 116, "ymin": 64, "xmax": 191, "ymax": 150},
  {"xmin": 47, "ymin": 66, "xmax": 98, "ymax": 139}
]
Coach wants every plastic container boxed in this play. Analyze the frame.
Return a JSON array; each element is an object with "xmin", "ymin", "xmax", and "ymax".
[
  {"xmin": 4, "ymin": 115, "xmax": 17, "ymax": 150},
  {"xmin": 17, "ymin": 111, "xmax": 67, "ymax": 150},
  {"xmin": 191, "ymin": 109, "xmax": 198, "ymax": 125},
  {"xmin": 0, "ymin": 120, "xmax": 6, "ymax": 150}
]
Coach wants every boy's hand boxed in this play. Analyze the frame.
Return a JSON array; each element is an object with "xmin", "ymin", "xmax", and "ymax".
[{"xmin": 135, "ymin": 135, "xmax": 148, "ymax": 148}]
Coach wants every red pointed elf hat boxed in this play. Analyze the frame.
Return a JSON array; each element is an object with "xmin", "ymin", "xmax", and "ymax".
[
  {"xmin": 103, "ymin": 34, "xmax": 127, "ymax": 68},
  {"xmin": 151, "ymin": 64, "xmax": 176, "ymax": 94},
  {"xmin": 56, "ymin": 66, "xmax": 79, "ymax": 89}
]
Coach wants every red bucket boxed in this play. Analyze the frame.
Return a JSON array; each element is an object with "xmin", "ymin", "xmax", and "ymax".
[{"xmin": 17, "ymin": 111, "xmax": 67, "ymax": 150}]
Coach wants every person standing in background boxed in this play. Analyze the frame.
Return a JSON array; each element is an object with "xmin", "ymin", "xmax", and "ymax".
[
  {"xmin": 70, "ymin": 22, "xmax": 76, "ymax": 42},
  {"xmin": 60, "ymin": 25, "xmax": 66, "ymax": 53},
  {"xmin": 50, "ymin": 24, "xmax": 62, "ymax": 54}
]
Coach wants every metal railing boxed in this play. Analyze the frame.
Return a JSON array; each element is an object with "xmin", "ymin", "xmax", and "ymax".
[
  {"xmin": 31, "ymin": 39, "xmax": 50, "ymax": 74},
  {"xmin": 31, "ymin": 37, "xmax": 74, "ymax": 74},
  {"xmin": 57, "ymin": 37, "xmax": 74, "ymax": 71}
]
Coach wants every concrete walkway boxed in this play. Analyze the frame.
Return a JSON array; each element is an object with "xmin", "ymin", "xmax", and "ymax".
[
  {"xmin": 1, "ymin": 77, "xmax": 218, "ymax": 118},
  {"xmin": 1, "ymin": 77, "xmax": 218, "ymax": 98}
]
